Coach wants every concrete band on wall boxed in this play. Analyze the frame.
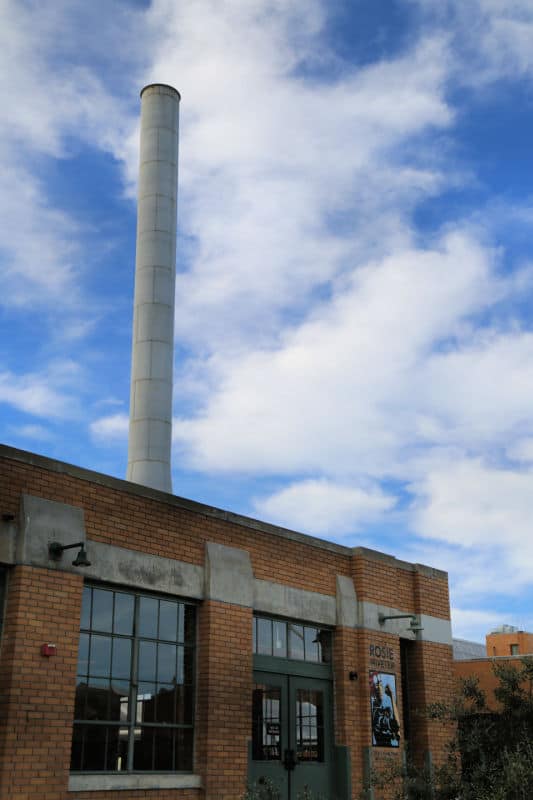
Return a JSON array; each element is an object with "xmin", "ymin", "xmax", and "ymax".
[{"xmin": 9, "ymin": 494, "xmax": 452, "ymax": 647}]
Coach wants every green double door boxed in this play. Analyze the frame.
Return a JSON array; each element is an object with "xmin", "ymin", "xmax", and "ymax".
[{"xmin": 251, "ymin": 670, "xmax": 334, "ymax": 799}]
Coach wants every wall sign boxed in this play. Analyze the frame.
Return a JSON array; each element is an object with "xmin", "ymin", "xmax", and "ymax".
[
  {"xmin": 369, "ymin": 671, "xmax": 400, "ymax": 748},
  {"xmin": 369, "ymin": 643, "xmax": 395, "ymax": 671}
]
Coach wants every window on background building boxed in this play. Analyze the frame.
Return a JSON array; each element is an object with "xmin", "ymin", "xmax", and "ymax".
[
  {"xmin": 510, "ymin": 644, "xmax": 519, "ymax": 656},
  {"xmin": 71, "ymin": 585, "xmax": 196, "ymax": 773},
  {"xmin": 252, "ymin": 616, "xmax": 332, "ymax": 663}
]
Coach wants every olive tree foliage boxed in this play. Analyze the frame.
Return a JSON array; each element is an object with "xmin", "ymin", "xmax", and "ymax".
[{"xmin": 363, "ymin": 657, "xmax": 533, "ymax": 800}]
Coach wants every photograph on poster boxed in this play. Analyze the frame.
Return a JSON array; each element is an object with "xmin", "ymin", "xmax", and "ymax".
[{"xmin": 369, "ymin": 671, "xmax": 400, "ymax": 747}]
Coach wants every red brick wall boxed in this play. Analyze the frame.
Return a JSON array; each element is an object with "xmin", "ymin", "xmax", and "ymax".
[
  {"xmin": 0, "ymin": 456, "xmax": 349, "ymax": 597},
  {"xmin": 352, "ymin": 554, "xmax": 450, "ymax": 619},
  {"xmin": 0, "ymin": 565, "xmax": 83, "ymax": 799},
  {"xmin": 196, "ymin": 600, "xmax": 253, "ymax": 800},
  {"xmin": 405, "ymin": 642, "xmax": 456, "ymax": 766}
]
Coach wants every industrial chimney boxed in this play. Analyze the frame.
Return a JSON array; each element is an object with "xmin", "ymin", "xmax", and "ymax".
[{"xmin": 127, "ymin": 84, "xmax": 180, "ymax": 493}]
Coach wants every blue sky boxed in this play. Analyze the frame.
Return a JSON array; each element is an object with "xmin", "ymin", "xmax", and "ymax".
[{"xmin": 3, "ymin": 0, "xmax": 533, "ymax": 642}]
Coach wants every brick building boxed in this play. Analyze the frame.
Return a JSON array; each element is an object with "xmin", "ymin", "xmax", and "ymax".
[
  {"xmin": 0, "ymin": 443, "xmax": 455, "ymax": 799},
  {"xmin": 0, "ymin": 83, "xmax": 456, "ymax": 799},
  {"xmin": 453, "ymin": 625, "xmax": 533, "ymax": 710}
]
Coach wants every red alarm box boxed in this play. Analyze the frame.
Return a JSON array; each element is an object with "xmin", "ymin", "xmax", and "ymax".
[{"xmin": 41, "ymin": 643, "xmax": 57, "ymax": 657}]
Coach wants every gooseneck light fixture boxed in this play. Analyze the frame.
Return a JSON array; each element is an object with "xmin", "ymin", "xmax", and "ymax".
[
  {"xmin": 378, "ymin": 612, "xmax": 424, "ymax": 634},
  {"xmin": 48, "ymin": 541, "xmax": 91, "ymax": 568}
]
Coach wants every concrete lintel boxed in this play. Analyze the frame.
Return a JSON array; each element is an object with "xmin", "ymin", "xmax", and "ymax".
[
  {"xmin": 254, "ymin": 579, "xmax": 336, "ymax": 626},
  {"xmin": 336, "ymin": 574, "xmax": 358, "ymax": 628},
  {"xmin": 83, "ymin": 541, "xmax": 203, "ymax": 600},
  {"xmin": 358, "ymin": 600, "xmax": 452, "ymax": 645},
  {"xmin": 205, "ymin": 541, "xmax": 254, "ymax": 606},
  {"xmin": 68, "ymin": 773, "xmax": 201, "ymax": 792},
  {"xmin": 18, "ymin": 494, "xmax": 86, "ymax": 569},
  {"xmin": 419, "ymin": 613, "xmax": 453, "ymax": 646}
]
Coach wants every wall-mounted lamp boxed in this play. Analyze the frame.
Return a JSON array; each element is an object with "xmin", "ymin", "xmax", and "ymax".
[
  {"xmin": 378, "ymin": 613, "xmax": 424, "ymax": 634},
  {"xmin": 48, "ymin": 541, "xmax": 91, "ymax": 568}
]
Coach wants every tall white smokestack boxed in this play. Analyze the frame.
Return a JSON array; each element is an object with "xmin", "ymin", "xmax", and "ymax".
[{"xmin": 127, "ymin": 84, "xmax": 180, "ymax": 493}]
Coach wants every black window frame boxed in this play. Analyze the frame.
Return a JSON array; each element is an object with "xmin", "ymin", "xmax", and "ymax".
[
  {"xmin": 252, "ymin": 614, "xmax": 332, "ymax": 664},
  {"xmin": 71, "ymin": 583, "xmax": 196, "ymax": 774}
]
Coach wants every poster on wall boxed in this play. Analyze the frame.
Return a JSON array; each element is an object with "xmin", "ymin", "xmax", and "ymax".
[{"xmin": 369, "ymin": 671, "xmax": 401, "ymax": 747}]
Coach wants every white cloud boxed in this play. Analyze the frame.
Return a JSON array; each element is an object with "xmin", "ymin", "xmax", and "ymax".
[
  {"xmin": 0, "ymin": 363, "xmax": 80, "ymax": 419},
  {"xmin": 416, "ymin": 0, "xmax": 533, "ymax": 86},
  {"xmin": 409, "ymin": 457, "xmax": 533, "ymax": 604},
  {"xmin": 9, "ymin": 424, "xmax": 54, "ymax": 442},
  {"xmin": 0, "ymin": 0, "xmax": 136, "ymax": 310},
  {"xmin": 130, "ymin": 1, "xmax": 453, "ymax": 352},
  {"xmin": 172, "ymin": 231, "xmax": 506, "ymax": 475},
  {"xmin": 507, "ymin": 437, "xmax": 533, "ymax": 463},
  {"xmin": 90, "ymin": 413, "xmax": 129, "ymax": 442},
  {"xmin": 253, "ymin": 478, "xmax": 395, "ymax": 536},
  {"xmin": 451, "ymin": 607, "xmax": 511, "ymax": 643}
]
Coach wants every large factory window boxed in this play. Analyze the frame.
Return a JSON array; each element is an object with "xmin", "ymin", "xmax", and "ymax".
[{"xmin": 71, "ymin": 585, "xmax": 195, "ymax": 772}]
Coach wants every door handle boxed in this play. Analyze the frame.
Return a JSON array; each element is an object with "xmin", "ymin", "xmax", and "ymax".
[{"xmin": 283, "ymin": 748, "xmax": 297, "ymax": 771}]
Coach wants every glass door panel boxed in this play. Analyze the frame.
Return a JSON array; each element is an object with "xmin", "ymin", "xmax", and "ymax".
[
  {"xmin": 250, "ymin": 673, "xmax": 289, "ymax": 798},
  {"xmin": 289, "ymin": 677, "xmax": 333, "ymax": 799}
]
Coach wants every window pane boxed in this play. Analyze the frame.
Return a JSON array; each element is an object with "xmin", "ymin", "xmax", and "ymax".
[
  {"xmin": 296, "ymin": 689, "xmax": 324, "ymax": 762},
  {"xmin": 86, "ymin": 677, "xmax": 110, "ymax": 720},
  {"xmin": 106, "ymin": 726, "xmax": 129, "ymax": 772},
  {"xmin": 114, "ymin": 593, "xmax": 134, "ymax": 635},
  {"xmin": 183, "ymin": 647, "xmax": 194, "ymax": 685},
  {"xmin": 156, "ymin": 684, "xmax": 176, "ymax": 723},
  {"xmin": 111, "ymin": 638, "xmax": 132, "ymax": 680},
  {"xmin": 80, "ymin": 586, "xmax": 91, "ymax": 630},
  {"xmin": 137, "ymin": 683, "xmax": 156, "ymax": 723},
  {"xmin": 252, "ymin": 683, "xmax": 282, "ymax": 761},
  {"xmin": 78, "ymin": 633, "xmax": 90, "ymax": 676},
  {"xmin": 82, "ymin": 724, "xmax": 107, "ymax": 771},
  {"xmin": 288, "ymin": 624, "xmax": 305, "ymax": 660},
  {"xmin": 133, "ymin": 727, "xmax": 155, "ymax": 771},
  {"xmin": 177, "ymin": 604, "xmax": 185, "ymax": 643},
  {"xmin": 92, "ymin": 589, "xmax": 113, "ymax": 633},
  {"xmin": 257, "ymin": 618, "xmax": 272, "ymax": 655},
  {"xmin": 273, "ymin": 621, "xmax": 287, "ymax": 658},
  {"xmin": 74, "ymin": 681, "xmax": 88, "ymax": 720},
  {"xmin": 176, "ymin": 728, "xmax": 194, "ymax": 771},
  {"xmin": 90, "ymin": 635, "xmax": 112, "ymax": 677},
  {"xmin": 109, "ymin": 681, "xmax": 130, "ymax": 723},
  {"xmin": 159, "ymin": 600, "xmax": 178, "ymax": 642},
  {"xmin": 184, "ymin": 605, "xmax": 195, "ymax": 644},
  {"xmin": 319, "ymin": 629, "xmax": 332, "ymax": 663},
  {"xmin": 138, "ymin": 597, "xmax": 158, "ymax": 638},
  {"xmin": 154, "ymin": 728, "xmax": 174, "ymax": 770},
  {"xmin": 176, "ymin": 685, "xmax": 194, "ymax": 724},
  {"xmin": 304, "ymin": 627, "xmax": 320, "ymax": 662},
  {"xmin": 157, "ymin": 642, "xmax": 177, "ymax": 683},
  {"xmin": 138, "ymin": 640, "xmax": 157, "ymax": 681},
  {"xmin": 71, "ymin": 724, "xmax": 83, "ymax": 771}
]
